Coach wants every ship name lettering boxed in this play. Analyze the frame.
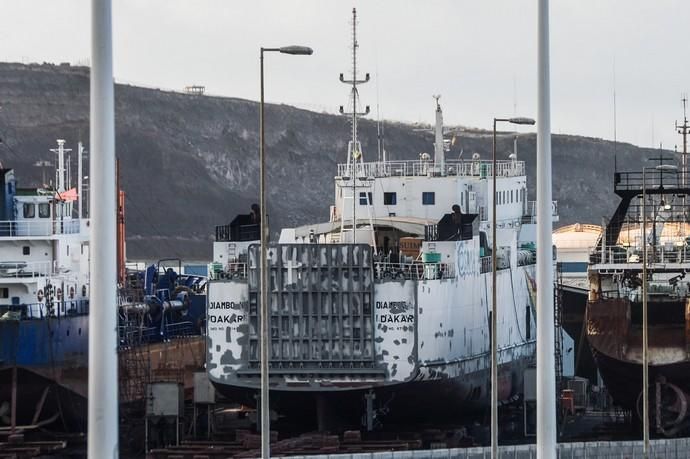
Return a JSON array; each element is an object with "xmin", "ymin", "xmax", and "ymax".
[
  {"xmin": 209, "ymin": 314, "xmax": 244, "ymax": 324},
  {"xmin": 379, "ymin": 314, "xmax": 414, "ymax": 323},
  {"xmin": 209, "ymin": 301, "xmax": 246, "ymax": 310},
  {"xmin": 375, "ymin": 301, "xmax": 407, "ymax": 310}
]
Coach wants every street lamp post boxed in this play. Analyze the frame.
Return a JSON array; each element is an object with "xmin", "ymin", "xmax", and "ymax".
[
  {"xmin": 641, "ymin": 166, "xmax": 649, "ymax": 459},
  {"xmin": 641, "ymin": 163, "xmax": 677, "ymax": 458},
  {"xmin": 259, "ymin": 45, "xmax": 312, "ymax": 459},
  {"xmin": 491, "ymin": 116, "xmax": 535, "ymax": 459}
]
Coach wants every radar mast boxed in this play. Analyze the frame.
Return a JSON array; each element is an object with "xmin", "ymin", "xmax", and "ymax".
[{"xmin": 338, "ymin": 8, "xmax": 374, "ymax": 250}]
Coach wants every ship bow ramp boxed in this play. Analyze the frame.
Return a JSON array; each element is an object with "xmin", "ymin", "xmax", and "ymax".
[{"xmin": 206, "ymin": 244, "xmax": 419, "ymax": 395}]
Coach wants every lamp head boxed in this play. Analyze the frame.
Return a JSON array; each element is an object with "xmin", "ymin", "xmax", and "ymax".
[
  {"xmin": 508, "ymin": 117, "xmax": 536, "ymax": 126},
  {"xmin": 279, "ymin": 46, "xmax": 314, "ymax": 55}
]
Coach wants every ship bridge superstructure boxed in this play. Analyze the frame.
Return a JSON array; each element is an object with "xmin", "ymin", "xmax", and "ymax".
[
  {"xmin": 590, "ymin": 164, "xmax": 690, "ymax": 274},
  {"xmin": 0, "ymin": 140, "xmax": 90, "ymax": 320},
  {"xmin": 333, "ymin": 157, "xmax": 530, "ymax": 224}
]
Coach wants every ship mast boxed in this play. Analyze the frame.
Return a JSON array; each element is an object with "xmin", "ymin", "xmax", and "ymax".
[
  {"xmin": 50, "ymin": 139, "xmax": 71, "ymax": 194},
  {"xmin": 677, "ymin": 94, "xmax": 689, "ymax": 187},
  {"xmin": 339, "ymin": 7, "xmax": 370, "ymax": 245},
  {"xmin": 50, "ymin": 139, "xmax": 73, "ymax": 218},
  {"xmin": 676, "ymin": 95, "xmax": 689, "ymax": 237},
  {"xmin": 433, "ymin": 95, "xmax": 445, "ymax": 175}
]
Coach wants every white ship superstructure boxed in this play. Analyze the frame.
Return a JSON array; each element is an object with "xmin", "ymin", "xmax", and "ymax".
[
  {"xmin": 206, "ymin": 99, "xmax": 558, "ymax": 427},
  {"xmin": 0, "ymin": 140, "xmax": 89, "ymax": 319}
]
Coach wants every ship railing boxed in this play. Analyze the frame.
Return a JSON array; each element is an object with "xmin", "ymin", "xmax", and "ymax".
[
  {"xmin": 245, "ymin": 360, "xmax": 382, "ymax": 371},
  {"xmin": 614, "ymin": 169, "xmax": 682, "ymax": 192},
  {"xmin": 118, "ymin": 286, "xmax": 146, "ymax": 306},
  {"xmin": 478, "ymin": 256, "xmax": 520, "ymax": 273},
  {"xmin": 164, "ymin": 321, "xmax": 196, "ymax": 338},
  {"xmin": 0, "ymin": 299, "xmax": 89, "ymax": 320},
  {"xmin": 374, "ymin": 261, "xmax": 455, "ymax": 281},
  {"xmin": 425, "ymin": 224, "xmax": 439, "ymax": 241},
  {"xmin": 215, "ymin": 223, "xmax": 259, "ymax": 242},
  {"xmin": 480, "ymin": 256, "xmax": 492, "ymax": 273},
  {"xmin": 0, "ymin": 261, "xmax": 53, "ymax": 279},
  {"xmin": 209, "ymin": 262, "xmax": 248, "ymax": 280},
  {"xmin": 336, "ymin": 159, "xmax": 525, "ymax": 179},
  {"xmin": 591, "ymin": 242, "xmax": 690, "ymax": 265},
  {"xmin": 0, "ymin": 218, "xmax": 85, "ymax": 237},
  {"xmin": 522, "ymin": 200, "xmax": 559, "ymax": 224},
  {"xmin": 118, "ymin": 321, "xmax": 198, "ymax": 347},
  {"xmin": 118, "ymin": 323, "xmax": 160, "ymax": 347},
  {"xmin": 599, "ymin": 289, "xmax": 622, "ymax": 299}
]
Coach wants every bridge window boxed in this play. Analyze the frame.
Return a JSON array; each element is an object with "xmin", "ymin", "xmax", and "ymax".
[
  {"xmin": 23, "ymin": 203, "xmax": 35, "ymax": 218},
  {"xmin": 359, "ymin": 192, "xmax": 373, "ymax": 205},
  {"xmin": 383, "ymin": 192, "xmax": 397, "ymax": 205},
  {"xmin": 22, "ymin": 246, "xmax": 30, "ymax": 255},
  {"xmin": 560, "ymin": 262, "xmax": 588, "ymax": 273},
  {"xmin": 422, "ymin": 192, "xmax": 435, "ymax": 205},
  {"xmin": 38, "ymin": 203, "xmax": 50, "ymax": 218},
  {"xmin": 0, "ymin": 288, "xmax": 7, "ymax": 298}
]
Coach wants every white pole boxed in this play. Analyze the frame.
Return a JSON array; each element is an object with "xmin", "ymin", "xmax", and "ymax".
[
  {"xmin": 491, "ymin": 119, "xmax": 498, "ymax": 459},
  {"xmin": 78, "ymin": 142, "xmax": 83, "ymax": 219},
  {"xmin": 536, "ymin": 0, "xmax": 557, "ymax": 457},
  {"xmin": 89, "ymin": 0, "xmax": 119, "ymax": 457},
  {"xmin": 434, "ymin": 97, "xmax": 445, "ymax": 175},
  {"xmin": 57, "ymin": 139, "xmax": 66, "ymax": 193},
  {"xmin": 642, "ymin": 168, "xmax": 649, "ymax": 459},
  {"xmin": 259, "ymin": 49, "xmax": 270, "ymax": 459}
]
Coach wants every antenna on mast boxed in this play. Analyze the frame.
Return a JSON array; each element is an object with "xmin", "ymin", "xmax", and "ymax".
[
  {"xmin": 339, "ymin": 7, "xmax": 370, "ymax": 163},
  {"xmin": 338, "ymin": 7, "xmax": 372, "ymax": 247},
  {"xmin": 376, "ymin": 67, "xmax": 384, "ymax": 163},
  {"xmin": 613, "ymin": 59, "xmax": 617, "ymax": 172},
  {"xmin": 676, "ymin": 94, "xmax": 689, "ymax": 187},
  {"xmin": 50, "ymin": 139, "xmax": 72, "ymax": 193}
]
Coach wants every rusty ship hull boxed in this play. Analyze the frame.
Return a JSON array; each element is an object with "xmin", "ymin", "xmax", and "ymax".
[
  {"xmin": 586, "ymin": 157, "xmax": 690, "ymax": 436},
  {"xmin": 588, "ymin": 297, "xmax": 690, "ymax": 406}
]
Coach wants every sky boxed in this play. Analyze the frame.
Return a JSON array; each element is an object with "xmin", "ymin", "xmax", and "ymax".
[{"xmin": 0, "ymin": 0, "xmax": 688, "ymax": 150}]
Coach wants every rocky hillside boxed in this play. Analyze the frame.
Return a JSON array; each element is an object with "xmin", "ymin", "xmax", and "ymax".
[{"xmin": 0, "ymin": 62, "xmax": 662, "ymax": 260}]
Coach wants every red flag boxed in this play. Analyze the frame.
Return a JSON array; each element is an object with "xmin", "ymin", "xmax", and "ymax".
[{"xmin": 55, "ymin": 187, "xmax": 78, "ymax": 202}]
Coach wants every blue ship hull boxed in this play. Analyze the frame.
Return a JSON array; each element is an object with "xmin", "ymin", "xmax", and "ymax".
[
  {"xmin": 0, "ymin": 315, "xmax": 89, "ymax": 430},
  {"xmin": 0, "ymin": 316, "xmax": 89, "ymax": 394}
]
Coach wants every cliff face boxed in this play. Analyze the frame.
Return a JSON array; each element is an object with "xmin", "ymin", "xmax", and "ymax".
[{"xmin": 0, "ymin": 62, "xmax": 659, "ymax": 260}]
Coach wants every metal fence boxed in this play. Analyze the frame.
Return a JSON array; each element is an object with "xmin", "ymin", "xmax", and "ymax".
[
  {"xmin": 374, "ymin": 261, "xmax": 455, "ymax": 281},
  {"xmin": 212, "ymin": 261, "xmax": 456, "ymax": 282},
  {"xmin": 0, "ymin": 218, "xmax": 84, "ymax": 237},
  {"xmin": 337, "ymin": 159, "xmax": 526, "ymax": 180},
  {"xmin": 591, "ymin": 242, "xmax": 690, "ymax": 265},
  {"xmin": 277, "ymin": 437, "xmax": 690, "ymax": 459},
  {"xmin": 0, "ymin": 299, "xmax": 90, "ymax": 319},
  {"xmin": 523, "ymin": 200, "xmax": 559, "ymax": 224},
  {"xmin": 0, "ymin": 260, "xmax": 53, "ymax": 278}
]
